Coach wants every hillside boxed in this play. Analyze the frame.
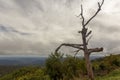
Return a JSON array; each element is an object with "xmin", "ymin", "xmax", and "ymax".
[
  {"xmin": 0, "ymin": 66, "xmax": 50, "ymax": 80},
  {"xmin": 0, "ymin": 54, "xmax": 120, "ymax": 80},
  {"xmin": 0, "ymin": 57, "xmax": 46, "ymax": 66},
  {"xmin": 96, "ymin": 68, "xmax": 120, "ymax": 80},
  {"xmin": 1, "ymin": 67, "xmax": 120, "ymax": 80}
]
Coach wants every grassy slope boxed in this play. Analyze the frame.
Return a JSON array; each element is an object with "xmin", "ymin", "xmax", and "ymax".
[
  {"xmin": 0, "ymin": 55, "xmax": 120, "ymax": 80},
  {"xmin": 96, "ymin": 68, "xmax": 120, "ymax": 80},
  {"xmin": 0, "ymin": 66, "xmax": 23, "ymax": 77},
  {"xmin": 1, "ymin": 67, "xmax": 120, "ymax": 80},
  {"xmin": 0, "ymin": 66, "xmax": 50, "ymax": 80}
]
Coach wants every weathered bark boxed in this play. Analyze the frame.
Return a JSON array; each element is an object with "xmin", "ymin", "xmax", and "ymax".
[
  {"xmin": 54, "ymin": 0, "xmax": 104, "ymax": 80},
  {"xmin": 81, "ymin": 26, "xmax": 94, "ymax": 79},
  {"xmin": 84, "ymin": 47, "xmax": 103, "ymax": 80},
  {"xmin": 84, "ymin": 53, "xmax": 94, "ymax": 80},
  {"xmin": 79, "ymin": 1, "xmax": 104, "ymax": 79}
]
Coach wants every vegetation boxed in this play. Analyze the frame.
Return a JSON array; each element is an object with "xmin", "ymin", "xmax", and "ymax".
[
  {"xmin": 93, "ymin": 54, "xmax": 120, "ymax": 76},
  {"xmin": 96, "ymin": 68, "xmax": 120, "ymax": 80},
  {"xmin": 45, "ymin": 53, "xmax": 87, "ymax": 80},
  {"xmin": 0, "ymin": 66, "xmax": 22, "ymax": 77},
  {"xmin": 45, "ymin": 53, "xmax": 64, "ymax": 80},
  {"xmin": 0, "ymin": 66, "xmax": 50, "ymax": 80},
  {"xmin": 0, "ymin": 54, "xmax": 120, "ymax": 80}
]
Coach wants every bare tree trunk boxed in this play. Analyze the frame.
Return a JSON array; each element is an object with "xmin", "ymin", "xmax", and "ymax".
[
  {"xmin": 54, "ymin": 0, "xmax": 104, "ymax": 80},
  {"xmin": 84, "ymin": 53, "xmax": 94, "ymax": 80},
  {"xmin": 82, "ymin": 27, "xmax": 94, "ymax": 80}
]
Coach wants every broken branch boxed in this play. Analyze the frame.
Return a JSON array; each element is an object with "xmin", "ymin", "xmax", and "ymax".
[{"xmin": 88, "ymin": 47, "xmax": 103, "ymax": 53}]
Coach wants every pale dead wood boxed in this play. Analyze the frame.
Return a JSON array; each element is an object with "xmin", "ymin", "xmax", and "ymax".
[{"xmin": 54, "ymin": 0, "xmax": 104, "ymax": 80}]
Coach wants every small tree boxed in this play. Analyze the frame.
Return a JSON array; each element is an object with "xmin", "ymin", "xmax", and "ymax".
[{"xmin": 55, "ymin": 0, "xmax": 104, "ymax": 80}]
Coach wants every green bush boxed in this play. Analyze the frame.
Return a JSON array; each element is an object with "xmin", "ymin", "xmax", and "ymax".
[
  {"xmin": 45, "ymin": 53, "xmax": 64, "ymax": 80},
  {"xmin": 92, "ymin": 54, "xmax": 120, "ymax": 76},
  {"xmin": 45, "ymin": 53, "xmax": 87, "ymax": 80},
  {"xmin": 63, "ymin": 56, "xmax": 86, "ymax": 79}
]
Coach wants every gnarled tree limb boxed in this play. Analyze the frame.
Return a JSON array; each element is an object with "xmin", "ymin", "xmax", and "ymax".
[{"xmin": 55, "ymin": 43, "xmax": 84, "ymax": 53}]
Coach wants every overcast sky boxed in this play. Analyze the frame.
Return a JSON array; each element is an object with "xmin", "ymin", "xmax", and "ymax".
[{"xmin": 0, "ymin": 0, "xmax": 120, "ymax": 56}]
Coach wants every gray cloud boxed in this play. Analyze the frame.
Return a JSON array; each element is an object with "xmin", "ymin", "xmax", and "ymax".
[
  {"xmin": 0, "ymin": 0, "xmax": 119, "ymax": 56},
  {"xmin": 0, "ymin": 25, "xmax": 31, "ymax": 35}
]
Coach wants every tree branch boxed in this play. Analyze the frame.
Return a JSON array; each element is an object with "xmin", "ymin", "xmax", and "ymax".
[
  {"xmin": 86, "ymin": 35, "xmax": 92, "ymax": 44},
  {"xmin": 88, "ymin": 47, "xmax": 103, "ymax": 53},
  {"xmin": 86, "ymin": 30, "xmax": 92, "ymax": 37},
  {"xmin": 80, "ymin": 5, "xmax": 85, "ymax": 27},
  {"xmin": 78, "ymin": 30, "xmax": 82, "ymax": 33},
  {"xmin": 74, "ymin": 49, "xmax": 81, "ymax": 57},
  {"xmin": 55, "ymin": 43, "xmax": 84, "ymax": 53},
  {"xmin": 84, "ymin": 0, "xmax": 104, "ymax": 27}
]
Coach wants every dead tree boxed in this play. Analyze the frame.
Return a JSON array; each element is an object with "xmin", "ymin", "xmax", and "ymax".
[{"xmin": 55, "ymin": 0, "xmax": 104, "ymax": 80}]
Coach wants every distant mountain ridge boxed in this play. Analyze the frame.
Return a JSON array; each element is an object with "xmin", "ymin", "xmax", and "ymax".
[
  {"xmin": 0, "ymin": 57, "xmax": 47, "ymax": 66},
  {"xmin": 0, "ymin": 55, "xmax": 104, "ymax": 66}
]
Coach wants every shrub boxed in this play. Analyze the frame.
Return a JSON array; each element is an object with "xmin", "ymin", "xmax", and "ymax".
[
  {"xmin": 45, "ymin": 53, "xmax": 64, "ymax": 80},
  {"xmin": 45, "ymin": 53, "xmax": 87, "ymax": 80},
  {"xmin": 63, "ymin": 56, "xmax": 86, "ymax": 79}
]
